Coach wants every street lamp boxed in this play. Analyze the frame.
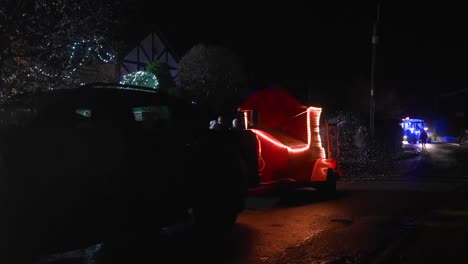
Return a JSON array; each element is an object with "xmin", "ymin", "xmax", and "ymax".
[{"xmin": 369, "ymin": 1, "xmax": 382, "ymax": 138}]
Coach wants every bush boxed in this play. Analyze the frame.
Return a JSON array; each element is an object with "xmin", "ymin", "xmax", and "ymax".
[{"xmin": 327, "ymin": 112, "xmax": 402, "ymax": 180}]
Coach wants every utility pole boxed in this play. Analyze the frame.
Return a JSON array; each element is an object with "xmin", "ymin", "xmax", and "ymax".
[{"xmin": 369, "ymin": 1, "xmax": 382, "ymax": 138}]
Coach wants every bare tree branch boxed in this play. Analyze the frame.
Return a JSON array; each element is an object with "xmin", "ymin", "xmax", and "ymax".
[{"xmin": 0, "ymin": 0, "xmax": 119, "ymax": 97}]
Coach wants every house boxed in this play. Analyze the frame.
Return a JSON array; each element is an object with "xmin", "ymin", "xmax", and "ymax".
[
  {"xmin": 78, "ymin": 29, "xmax": 179, "ymax": 86},
  {"xmin": 119, "ymin": 30, "xmax": 179, "ymax": 83}
]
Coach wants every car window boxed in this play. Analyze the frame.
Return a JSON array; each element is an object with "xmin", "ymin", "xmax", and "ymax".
[
  {"xmin": 75, "ymin": 109, "xmax": 92, "ymax": 118},
  {"xmin": 132, "ymin": 105, "xmax": 172, "ymax": 129},
  {"xmin": 69, "ymin": 108, "xmax": 96, "ymax": 128},
  {"xmin": 1, "ymin": 107, "xmax": 37, "ymax": 128},
  {"xmin": 132, "ymin": 105, "xmax": 170, "ymax": 121}
]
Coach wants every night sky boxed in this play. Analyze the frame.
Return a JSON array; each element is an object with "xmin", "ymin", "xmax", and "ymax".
[{"xmin": 124, "ymin": 1, "xmax": 468, "ymax": 118}]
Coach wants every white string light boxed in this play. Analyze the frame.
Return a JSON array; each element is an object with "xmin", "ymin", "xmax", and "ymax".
[
  {"xmin": 120, "ymin": 71, "xmax": 159, "ymax": 89},
  {"xmin": 33, "ymin": 36, "xmax": 115, "ymax": 83},
  {"xmin": 66, "ymin": 37, "xmax": 115, "ymax": 68},
  {"xmin": 0, "ymin": 0, "xmax": 117, "ymax": 96}
]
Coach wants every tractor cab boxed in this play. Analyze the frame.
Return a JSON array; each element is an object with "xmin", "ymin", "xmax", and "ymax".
[{"xmin": 400, "ymin": 117, "xmax": 430, "ymax": 144}]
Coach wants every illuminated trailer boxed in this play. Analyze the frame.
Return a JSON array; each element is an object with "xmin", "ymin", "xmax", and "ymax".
[{"xmin": 238, "ymin": 89, "xmax": 341, "ymax": 194}]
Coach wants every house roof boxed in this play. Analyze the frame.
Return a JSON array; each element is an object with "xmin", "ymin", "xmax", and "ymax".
[{"xmin": 117, "ymin": 24, "xmax": 180, "ymax": 62}]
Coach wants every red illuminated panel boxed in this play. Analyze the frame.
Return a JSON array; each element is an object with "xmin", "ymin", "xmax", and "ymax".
[
  {"xmin": 250, "ymin": 107, "xmax": 325, "ymax": 157},
  {"xmin": 244, "ymin": 111, "xmax": 249, "ymax": 130},
  {"xmin": 311, "ymin": 158, "xmax": 333, "ymax": 181}
]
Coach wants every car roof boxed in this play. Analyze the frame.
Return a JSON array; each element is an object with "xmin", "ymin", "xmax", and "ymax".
[
  {"xmin": 80, "ymin": 82, "xmax": 161, "ymax": 94},
  {"xmin": 0, "ymin": 83, "xmax": 214, "ymax": 124},
  {"xmin": 44, "ymin": 82, "xmax": 162, "ymax": 97},
  {"xmin": 2, "ymin": 83, "xmax": 183, "ymax": 108}
]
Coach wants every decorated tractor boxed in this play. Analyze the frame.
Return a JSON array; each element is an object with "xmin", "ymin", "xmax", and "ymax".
[
  {"xmin": 238, "ymin": 89, "xmax": 341, "ymax": 194},
  {"xmin": 400, "ymin": 117, "xmax": 431, "ymax": 144}
]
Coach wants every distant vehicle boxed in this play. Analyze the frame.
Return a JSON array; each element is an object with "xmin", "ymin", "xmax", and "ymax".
[
  {"xmin": 238, "ymin": 89, "xmax": 341, "ymax": 194},
  {"xmin": 400, "ymin": 117, "xmax": 431, "ymax": 144},
  {"xmin": 0, "ymin": 83, "xmax": 259, "ymax": 262}
]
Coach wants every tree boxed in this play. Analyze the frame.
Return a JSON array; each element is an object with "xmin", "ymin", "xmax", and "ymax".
[
  {"xmin": 120, "ymin": 71, "xmax": 158, "ymax": 89},
  {"xmin": 147, "ymin": 61, "xmax": 176, "ymax": 94},
  {"xmin": 178, "ymin": 43, "xmax": 248, "ymax": 113},
  {"xmin": 0, "ymin": 0, "xmax": 119, "ymax": 98}
]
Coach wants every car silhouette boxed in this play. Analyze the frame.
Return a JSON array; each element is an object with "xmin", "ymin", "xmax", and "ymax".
[{"xmin": 0, "ymin": 83, "xmax": 259, "ymax": 263}]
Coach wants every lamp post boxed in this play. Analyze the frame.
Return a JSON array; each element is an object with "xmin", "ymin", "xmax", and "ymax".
[{"xmin": 369, "ymin": 1, "xmax": 382, "ymax": 138}]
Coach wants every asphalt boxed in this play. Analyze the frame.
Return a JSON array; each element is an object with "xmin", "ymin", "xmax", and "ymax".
[
  {"xmin": 29, "ymin": 143, "xmax": 468, "ymax": 264},
  {"xmin": 399, "ymin": 143, "xmax": 420, "ymax": 157},
  {"xmin": 264, "ymin": 191, "xmax": 468, "ymax": 264}
]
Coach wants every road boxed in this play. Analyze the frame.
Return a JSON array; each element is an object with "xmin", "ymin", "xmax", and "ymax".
[
  {"xmin": 221, "ymin": 142, "xmax": 468, "ymax": 264},
  {"xmin": 36, "ymin": 143, "xmax": 468, "ymax": 264}
]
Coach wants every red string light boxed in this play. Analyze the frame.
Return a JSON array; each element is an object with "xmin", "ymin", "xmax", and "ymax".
[{"xmin": 249, "ymin": 107, "xmax": 325, "ymax": 157}]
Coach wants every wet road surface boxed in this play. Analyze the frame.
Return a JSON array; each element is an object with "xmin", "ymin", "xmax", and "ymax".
[
  {"xmin": 36, "ymin": 143, "xmax": 468, "ymax": 264},
  {"xmin": 226, "ymin": 143, "xmax": 468, "ymax": 264}
]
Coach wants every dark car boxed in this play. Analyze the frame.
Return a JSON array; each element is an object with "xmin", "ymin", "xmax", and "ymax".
[{"xmin": 0, "ymin": 84, "xmax": 259, "ymax": 263}]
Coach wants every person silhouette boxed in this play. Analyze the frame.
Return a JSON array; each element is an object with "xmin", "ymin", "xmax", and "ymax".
[
  {"xmin": 212, "ymin": 115, "xmax": 228, "ymax": 131},
  {"xmin": 420, "ymin": 129, "xmax": 428, "ymax": 150},
  {"xmin": 230, "ymin": 118, "xmax": 241, "ymax": 130}
]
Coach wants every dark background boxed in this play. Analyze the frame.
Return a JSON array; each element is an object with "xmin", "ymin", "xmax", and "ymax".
[{"xmin": 120, "ymin": 1, "xmax": 468, "ymax": 119}]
